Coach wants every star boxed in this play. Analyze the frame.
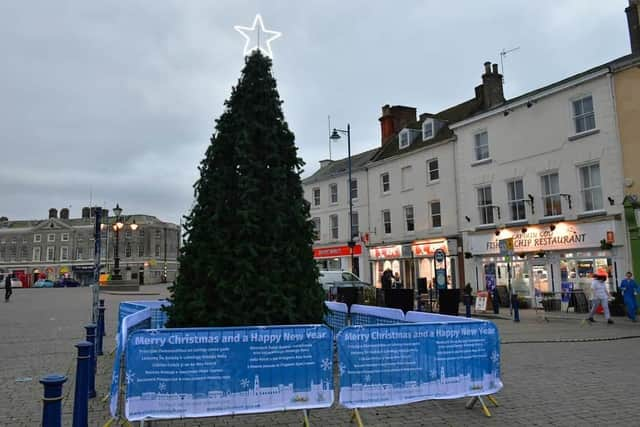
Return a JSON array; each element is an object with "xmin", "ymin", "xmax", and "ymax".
[{"xmin": 234, "ymin": 14, "xmax": 282, "ymax": 58}]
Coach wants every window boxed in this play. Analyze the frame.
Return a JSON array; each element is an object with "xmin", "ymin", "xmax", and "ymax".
[
  {"xmin": 140, "ymin": 229, "xmax": 145, "ymax": 239},
  {"xmin": 573, "ymin": 95, "xmax": 595, "ymax": 134},
  {"xmin": 541, "ymin": 172, "xmax": 562, "ymax": 216},
  {"xmin": 33, "ymin": 247, "xmax": 41, "ymax": 261},
  {"xmin": 401, "ymin": 166, "xmax": 413, "ymax": 191},
  {"xmin": 125, "ymin": 230, "xmax": 132, "ymax": 239},
  {"xmin": 155, "ymin": 229, "xmax": 162, "ymax": 239},
  {"xmin": 20, "ymin": 246, "xmax": 28, "ymax": 260},
  {"xmin": 427, "ymin": 158, "xmax": 439, "ymax": 182},
  {"xmin": 382, "ymin": 210, "xmax": 392, "ymax": 234},
  {"xmin": 329, "ymin": 183, "xmax": 338, "ymax": 204},
  {"xmin": 477, "ymin": 186, "xmax": 494, "ymax": 224},
  {"xmin": 350, "ymin": 179, "xmax": 358, "ymax": 200},
  {"xmin": 399, "ymin": 129, "xmax": 410, "ymax": 149},
  {"xmin": 60, "ymin": 247, "xmax": 69, "ymax": 261},
  {"xmin": 312, "ymin": 188, "xmax": 320, "ymax": 206},
  {"xmin": 46, "ymin": 246, "xmax": 55, "ymax": 261},
  {"xmin": 507, "ymin": 179, "xmax": 526, "ymax": 221},
  {"xmin": 138, "ymin": 245, "xmax": 144, "ymax": 257},
  {"xmin": 430, "ymin": 201, "xmax": 442, "ymax": 228},
  {"xmin": 474, "ymin": 131, "xmax": 489, "ymax": 161},
  {"xmin": 76, "ymin": 247, "xmax": 83, "ymax": 260},
  {"xmin": 155, "ymin": 244, "xmax": 161, "ymax": 257},
  {"xmin": 125, "ymin": 242, "xmax": 132, "ymax": 258},
  {"xmin": 34, "ymin": 234, "xmax": 41, "ymax": 243},
  {"xmin": 381, "ymin": 173, "xmax": 390, "ymax": 193},
  {"xmin": 351, "ymin": 212, "xmax": 359, "ymax": 239},
  {"xmin": 8, "ymin": 246, "xmax": 16, "ymax": 260},
  {"xmin": 404, "ymin": 205, "xmax": 415, "ymax": 232},
  {"xmin": 11, "ymin": 237, "xmax": 16, "ymax": 244},
  {"xmin": 312, "ymin": 217, "xmax": 321, "ymax": 240},
  {"xmin": 61, "ymin": 233, "xmax": 69, "ymax": 242},
  {"xmin": 580, "ymin": 163, "xmax": 602, "ymax": 211},
  {"xmin": 48, "ymin": 233, "xmax": 55, "ymax": 242},
  {"xmin": 422, "ymin": 120, "xmax": 434, "ymax": 140},
  {"xmin": 330, "ymin": 214, "xmax": 339, "ymax": 239}
]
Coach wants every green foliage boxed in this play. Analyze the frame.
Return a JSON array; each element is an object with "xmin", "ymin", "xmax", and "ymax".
[{"xmin": 164, "ymin": 52, "xmax": 325, "ymax": 327}]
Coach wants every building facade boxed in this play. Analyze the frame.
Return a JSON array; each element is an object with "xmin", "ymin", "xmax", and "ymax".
[{"xmin": 0, "ymin": 207, "xmax": 180, "ymax": 286}]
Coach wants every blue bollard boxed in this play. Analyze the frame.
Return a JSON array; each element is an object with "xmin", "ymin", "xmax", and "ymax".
[
  {"xmin": 72, "ymin": 342, "xmax": 91, "ymax": 427},
  {"xmin": 84, "ymin": 324, "xmax": 97, "ymax": 398},
  {"xmin": 40, "ymin": 373, "xmax": 67, "ymax": 427},
  {"xmin": 97, "ymin": 307, "xmax": 105, "ymax": 356},
  {"xmin": 99, "ymin": 299, "xmax": 106, "ymax": 336}
]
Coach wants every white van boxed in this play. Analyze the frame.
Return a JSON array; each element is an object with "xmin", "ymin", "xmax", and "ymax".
[{"xmin": 318, "ymin": 270, "xmax": 371, "ymax": 292}]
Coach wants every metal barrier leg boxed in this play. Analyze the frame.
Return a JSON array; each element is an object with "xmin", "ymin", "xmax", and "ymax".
[
  {"xmin": 487, "ymin": 394, "xmax": 499, "ymax": 407},
  {"xmin": 465, "ymin": 395, "xmax": 493, "ymax": 417},
  {"xmin": 302, "ymin": 409, "xmax": 310, "ymax": 427},
  {"xmin": 350, "ymin": 408, "xmax": 364, "ymax": 426}
]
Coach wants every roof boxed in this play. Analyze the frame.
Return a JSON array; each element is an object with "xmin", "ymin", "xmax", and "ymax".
[
  {"xmin": 0, "ymin": 214, "xmax": 176, "ymax": 231},
  {"xmin": 302, "ymin": 148, "xmax": 379, "ymax": 185}
]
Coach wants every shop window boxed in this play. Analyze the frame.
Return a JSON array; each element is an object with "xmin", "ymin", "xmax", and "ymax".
[
  {"xmin": 507, "ymin": 179, "xmax": 526, "ymax": 221},
  {"xmin": 477, "ymin": 185, "xmax": 494, "ymax": 224},
  {"xmin": 541, "ymin": 172, "xmax": 562, "ymax": 216},
  {"xmin": 430, "ymin": 201, "xmax": 441, "ymax": 228},
  {"xmin": 330, "ymin": 214, "xmax": 338, "ymax": 239},
  {"xmin": 382, "ymin": 210, "xmax": 391, "ymax": 234},
  {"xmin": 329, "ymin": 183, "xmax": 338, "ymax": 204},
  {"xmin": 404, "ymin": 205, "xmax": 415, "ymax": 232},
  {"xmin": 579, "ymin": 163, "xmax": 602, "ymax": 212}
]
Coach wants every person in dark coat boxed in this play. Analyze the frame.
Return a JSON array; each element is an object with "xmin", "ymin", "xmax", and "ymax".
[
  {"xmin": 381, "ymin": 269, "xmax": 393, "ymax": 290},
  {"xmin": 5, "ymin": 273, "xmax": 12, "ymax": 302},
  {"xmin": 463, "ymin": 283, "xmax": 473, "ymax": 317}
]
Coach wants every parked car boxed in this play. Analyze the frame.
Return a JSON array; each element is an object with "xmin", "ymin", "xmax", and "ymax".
[
  {"xmin": 318, "ymin": 270, "xmax": 371, "ymax": 292},
  {"xmin": 34, "ymin": 279, "xmax": 55, "ymax": 288}
]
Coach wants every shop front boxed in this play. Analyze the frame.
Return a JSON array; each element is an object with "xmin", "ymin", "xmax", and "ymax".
[
  {"xmin": 465, "ymin": 219, "xmax": 627, "ymax": 303},
  {"xmin": 313, "ymin": 244, "xmax": 365, "ymax": 281},
  {"xmin": 369, "ymin": 239, "xmax": 458, "ymax": 290},
  {"xmin": 72, "ymin": 265, "xmax": 95, "ymax": 285}
]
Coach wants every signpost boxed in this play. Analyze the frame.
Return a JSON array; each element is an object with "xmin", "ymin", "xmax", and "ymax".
[
  {"xmin": 434, "ymin": 249, "xmax": 447, "ymax": 290},
  {"xmin": 498, "ymin": 238, "xmax": 514, "ymax": 315}
]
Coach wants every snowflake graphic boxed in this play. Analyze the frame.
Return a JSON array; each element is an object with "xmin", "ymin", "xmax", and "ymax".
[
  {"xmin": 491, "ymin": 351, "xmax": 500, "ymax": 364},
  {"xmin": 158, "ymin": 382, "xmax": 167, "ymax": 392},
  {"xmin": 321, "ymin": 358, "xmax": 331, "ymax": 371},
  {"xmin": 364, "ymin": 374, "xmax": 371, "ymax": 383},
  {"xmin": 240, "ymin": 378, "xmax": 250, "ymax": 388},
  {"xmin": 149, "ymin": 329, "xmax": 160, "ymax": 335},
  {"xmin": 339, "ymin": 363, "xmax": 347, "ymax": 376},
  {"xmin": 125, "ymin": 371, "xmax": 136, "ymax": 385}
]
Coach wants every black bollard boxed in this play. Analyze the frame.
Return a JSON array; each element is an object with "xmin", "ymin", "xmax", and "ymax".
[
  {"xmin": 40, "ymin": 374, "xmax": 67, "ymax": 427},
  {"xmin": 97, "ymin": 306, "xmax": 105, "ymax": 356},
  {"xmin": 84, "ymin": 324, "xmax": 97, "ymax": 398},
  {"xmin": 99, "ymin": 299, "xmax": 106, "ymax": 336},
  {"xmin": 72, "ymin": 342, "xmax": 91, "ymax": 427}
]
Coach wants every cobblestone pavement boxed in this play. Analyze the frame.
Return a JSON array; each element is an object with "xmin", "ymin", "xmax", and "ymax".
[{"xmin": 1, "ymin": 286, "xmax": 639, "ymax": 426}]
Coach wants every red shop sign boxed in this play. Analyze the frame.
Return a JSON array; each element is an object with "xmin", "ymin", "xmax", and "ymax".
[
  {"xmin": 313, "ymin": 244, "xmax": 362, "ymax": 259},
  {"xmin": 412, "ymin": 242, "xmax": 448, "ymax": 257}
]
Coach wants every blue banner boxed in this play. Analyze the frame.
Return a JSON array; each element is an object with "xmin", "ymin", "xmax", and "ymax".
[
  {"xmin": 124, "ymin": 325, "xmax": 334, "ymax": 421},
  {"xmin": 561, "ymin": 282, "xmax": 573, "ymax": 303},
  {"xmin": 337, "ymin": 322, "xmax": 502, "ymax": 408}
]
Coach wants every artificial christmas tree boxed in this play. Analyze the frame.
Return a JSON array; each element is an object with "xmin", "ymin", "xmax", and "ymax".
[{"xmin": 165, "ymin": 51, "xmax": 325, "ymax": 327}]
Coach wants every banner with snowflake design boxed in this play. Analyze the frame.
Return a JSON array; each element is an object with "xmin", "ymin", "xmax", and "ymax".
[
  {"xmin": 337, "ymin": 321, "xmax": 502, "ymax": 408},
  {"xmin": 124, "ymin": 325, "xmax": 334, "ymax": 420}
]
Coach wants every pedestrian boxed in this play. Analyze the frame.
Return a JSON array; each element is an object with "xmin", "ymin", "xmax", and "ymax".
[
  {"xmin": 587, "ymin": 268, "xmax": 614, "ymax": 324},
  {"xmin": 381, "ymin": 269, "xmax": 393, "ymax": 290},
  {"xmin": 620, "ymin": 271, "xmax": 639, "ymax": 322},
  {"xmin": 463, "ymin": 283, "xmax": 473, "ymax": 317},
  {"xmin": 393, "ymin": 272, "xmax": 403, "ymax": 289},
  {"xmin": 5, "ymin": 273, "xmax": 12, "ymax": 302},
  {"xmin": 511, "ymin": 286, "xmax": 520, "ymax": 322},
  {"xmin": 491, "ymin": 286, "xmax": 500, "ymax": 314}
]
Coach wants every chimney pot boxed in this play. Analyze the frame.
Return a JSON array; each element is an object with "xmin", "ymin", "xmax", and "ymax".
[
  {"xmin": 319, "ymin": 159, "xmax": 333, "ymax": 168},
  {"xmin": 492, "ymin": 63, "xmax": 499, "ymax": 74},
  {"xmin": 48, "ymin": 208, "xmax": 58, "ymax": 219},
  {"xmin": 484, "ymin": 61, "xmax": 491, "ymax": 74}
]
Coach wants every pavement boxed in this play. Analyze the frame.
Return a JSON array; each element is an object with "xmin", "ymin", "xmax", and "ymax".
[{"xmin": 1, "ymin": 286, "xmax": 639, "ymax": 426}]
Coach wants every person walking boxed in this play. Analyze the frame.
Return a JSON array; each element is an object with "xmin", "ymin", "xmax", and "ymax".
[
  {"xmin": 510, "ymin": 285, "xmax": 520, "ymax": 322},
  {"xmin": 587, "ymin": 268, "xmax": 613, "ymax": 324},
  {"xmin": 463, "ymin": 283, "xmax": 473, "ymax": 318},
  {"xmin": 5, "ymin": 273, "xmax": 12, "ymax": 302},
  {"xmin": 620, "ymin": 271, "xmax": 639, "ymax": 322},
  {"xmin": 491, "ymin": 286, "xmax": 500, "ymax": 314},
  {"xmin": 393, "ymin": 272, "xmax": 403, "ymax": 289}
]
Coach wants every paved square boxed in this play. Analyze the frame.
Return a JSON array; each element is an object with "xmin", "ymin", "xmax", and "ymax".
[{"xmin": 1, "ymin": 287, "xmax": 639, "ymax": 426}]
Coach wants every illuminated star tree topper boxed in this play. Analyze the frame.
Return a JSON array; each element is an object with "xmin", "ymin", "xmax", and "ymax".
[{"xmin": 234, "ymin": 14, "xmax": 282, "ymax": 58}]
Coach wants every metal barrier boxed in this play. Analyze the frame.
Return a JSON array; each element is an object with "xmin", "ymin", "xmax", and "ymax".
[{"xmin": 535, "ymin": 290, "xmax": 591, "ymax": 321}]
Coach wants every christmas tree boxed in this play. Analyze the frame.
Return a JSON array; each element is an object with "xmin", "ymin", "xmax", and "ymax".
[{"xmin": 165, "ymin": 51, "xmax": 325, "ymax": 327}]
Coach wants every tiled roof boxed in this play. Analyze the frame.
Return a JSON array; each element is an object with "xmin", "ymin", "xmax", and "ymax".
[{"xmin": 303, "ymin": 148, "xmax": 379, "ymax": 184}]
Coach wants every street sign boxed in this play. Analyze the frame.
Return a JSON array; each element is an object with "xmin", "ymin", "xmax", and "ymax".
[
  {"xmin": 436, "ymin": 269, "xmax": 447, "ymax": 289},
  {"xmin": 434, "ymin": 249, "xmax": 446, "ymax": 263},
  {"xmin": 498, "ymin": 238, "xmax": 514, "ymax": 256}
]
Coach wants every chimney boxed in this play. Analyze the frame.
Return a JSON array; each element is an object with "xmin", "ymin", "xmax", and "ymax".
[
  {"xmin": 319, "ymin": 159, "xmax": 333, "ymax": 168},
  {"xmin": 48, "ymin": 208, "xmax": 58, "ymax": 219},
  {"xmin": 481, "ymin": 61, "xmax": 505, "ymax": 110},
  {"xmin": 60, "ymin": 208, "xmax": 69, "ymax": 220},
  {"xmin": 81, "ymin": 207, "xmax": 91, "ymax": 219},
  {"xmin": 627, "ymin": 0, "xmax": 640, "ymax": 55},
  {"xmin": 378, "ymin": 105, "xmax": 417, "ymax": 145}
]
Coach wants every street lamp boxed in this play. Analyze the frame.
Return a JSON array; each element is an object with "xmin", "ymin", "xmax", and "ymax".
[
  {"xmin": 329, "ymin": 124, "xmax": 355, "ymax": 274},
  {"xmin": 109, "ymin": 203, "xmax": 137, "ymax": 281}
]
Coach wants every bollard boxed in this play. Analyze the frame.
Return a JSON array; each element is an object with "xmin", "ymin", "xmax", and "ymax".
[
  {"xmin": 97, "ymin": 306, "xmax": 105, "ymax": 356},
  {"xmin": 84, "ymin": 324, "xmax": 97, "ymax": 398},
  {"xmin": 40, "ymin": 374, "xmax": 67, "ymax": 427},
  {"xmin": 72, "ymin": 341, "xmax": 91, "ymax": 427},
  {"xmin": 99, "ymin": 299, "xmax": 106, "ymax": 336}
]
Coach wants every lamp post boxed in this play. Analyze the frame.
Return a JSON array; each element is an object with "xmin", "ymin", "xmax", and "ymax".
[
  {"xmin": 329, "ymin": 124, "xmax": 355, "ymax": 274},
  {"xmin": 108, "ymin": 204, "xmax": 138, "ymax": 281}
]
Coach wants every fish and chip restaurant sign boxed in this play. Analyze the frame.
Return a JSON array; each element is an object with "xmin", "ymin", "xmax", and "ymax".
[{"xmin": 469, "ymin": 221, "xmax": 617, "ymax": 255}]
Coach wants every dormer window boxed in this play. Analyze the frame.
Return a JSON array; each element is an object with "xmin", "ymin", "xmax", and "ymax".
[
  {"xmin": 399, "ymin": 129, "xmax": 411, "ymax": 149},
  {"xmin": 422, "ymin": 120, "xmax": 434, "ymax": 140}
]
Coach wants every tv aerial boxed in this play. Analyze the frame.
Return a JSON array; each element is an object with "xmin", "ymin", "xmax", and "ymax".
[{"xmin": 499, "ymin": 47, "xmax": 520, "ymax": 82}]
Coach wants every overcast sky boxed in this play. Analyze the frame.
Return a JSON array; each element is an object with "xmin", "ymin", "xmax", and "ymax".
[{"xmin": 0, "ymin": 0, "xmax": 632, "ymax": 224}]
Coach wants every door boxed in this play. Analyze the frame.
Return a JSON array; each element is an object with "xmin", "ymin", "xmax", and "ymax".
[{"xmin": 532, "ymin": 265, "xmax": 550, "ymax": 293}]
